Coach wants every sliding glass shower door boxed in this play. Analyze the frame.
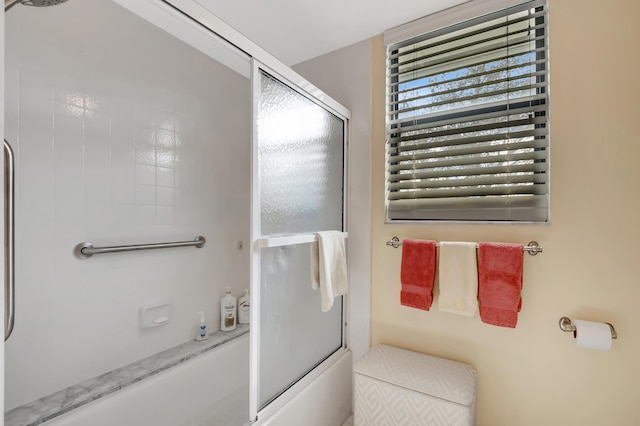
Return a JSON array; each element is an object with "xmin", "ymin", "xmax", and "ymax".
[{"xmin": 250, "ymin": 65, "xmax": 347, "ymax": 420}]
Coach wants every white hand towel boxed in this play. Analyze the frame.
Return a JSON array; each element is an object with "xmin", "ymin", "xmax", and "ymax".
[
  {"xmin": 310, "ymin": 231, "xmax": 348, "ymax": 312},
  {"xmin": 438, "ymin": 241, "xmax": 479, "ymax": 317}
]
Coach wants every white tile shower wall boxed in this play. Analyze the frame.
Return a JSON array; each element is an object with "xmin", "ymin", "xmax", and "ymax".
[{"xmin": 4, "ymin": 0, "xmax": 250, "ymax": 410}]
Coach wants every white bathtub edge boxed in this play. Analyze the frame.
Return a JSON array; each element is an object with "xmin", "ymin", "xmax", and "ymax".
[{"xmin": 41, "ymin": 334, "xmax": 250, "ymax": 426}]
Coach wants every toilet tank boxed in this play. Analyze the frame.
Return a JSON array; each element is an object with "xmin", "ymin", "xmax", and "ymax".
[{"xmin": 353, "ymin": 344, "xmax": 477, "ymax": 426}]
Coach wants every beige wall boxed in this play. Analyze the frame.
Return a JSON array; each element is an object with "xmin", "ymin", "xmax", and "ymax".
[
  {"xmin": 371, "ymin": 1, "xmax": 640, "ymax": 425},
  {"xmin": 296, "ymin": 0, "xmax": 640, "ymax": 424}
]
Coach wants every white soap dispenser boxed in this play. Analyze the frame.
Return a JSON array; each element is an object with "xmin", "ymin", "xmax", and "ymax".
[
  {"xmin": 220, "ymin": 287, "xmax": 237, "ymax": 331},
  {"xmin": 195, "ymin": 311, "xmax": 209, "ymax": 341},
  {"xmin": 238, "ymin": 288, "xmax": 250, "ymax": 324}
]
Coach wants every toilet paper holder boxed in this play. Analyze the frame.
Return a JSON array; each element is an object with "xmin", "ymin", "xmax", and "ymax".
[{"xmin": 559, "ymin": 316, "xmax": 617, "ymax": 339}]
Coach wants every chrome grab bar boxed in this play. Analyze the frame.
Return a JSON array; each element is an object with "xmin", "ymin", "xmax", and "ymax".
[
  {"xmin": 4, "ymin": 139, "xmax": 15, "ymax": 342},
  {"xmin": 74, "ymin": 236, "xmax": 206, "ymax": 259}
]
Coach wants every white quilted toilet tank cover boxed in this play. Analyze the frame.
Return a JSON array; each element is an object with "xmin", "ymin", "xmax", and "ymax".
[{"xmin": 354, "ymin": 344, "xmax": 477, "ymax": 406}]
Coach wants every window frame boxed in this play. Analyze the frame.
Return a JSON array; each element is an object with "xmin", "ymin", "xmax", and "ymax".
[{"xmin": 384, "ymin": 0, "xmax": 550, "ymax": 224}]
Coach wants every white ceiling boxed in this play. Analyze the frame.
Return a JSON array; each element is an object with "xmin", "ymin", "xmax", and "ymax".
[{"xmin": 194, "ymin": 0, "xmax": 470, "ymax": 66}]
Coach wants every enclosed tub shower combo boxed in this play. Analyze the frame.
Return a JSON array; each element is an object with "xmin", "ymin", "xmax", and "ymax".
[{"xmin": 2, "ymin": 0, "xmax": 352, "ymax": 425}]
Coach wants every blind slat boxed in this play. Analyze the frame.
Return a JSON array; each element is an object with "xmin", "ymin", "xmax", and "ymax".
[
  {"xmin": 388, "ymin": 149, "xmax": 547, "ymax": 173},
  {"xmin": 389, "ymin": 69, "xmax": 547, "ymax": 108},
  {"xmin": 392, "ymin": 81, "xmax": 546, "ymax": 117},
  {"xmin": 391, "ymin": 19, "xmax": 546, "ymax": 71},
  {"xmin": 388, "ymin": 194, "xmax": 547, "ymax": 209},
  {"xmin": 388, "ymin": 8, "xmax": 546, "ymax": 60},
  {"xmin": 390, "ymin": 117, "xmax": 547, "ymax": 147},
  {"xmin": 388, "ymin": 102, "xmax": 547, "ymax": 134},
  {"xmin": 388, "ymin": 172, "xmax": 547, "ymax": 190},
  {"xmin": 387, "ymin": 94, "xmax": 547, "ymax": 128},
  {"xmin": 388, "ymin": 184, "xmax": 546, "ymax": 200},
  {"xmin": 390, "ymin": 39, "xmax": 547, "ymax": 82},
  {"xmin": 388, "ymin": 162, "xmax": 547, "ymax": 183},
  {"xmin": 390, "ymin": 128, "xmax": 548, "ymax": 157},
  {"xmin": 389, "ymin": 71, "xmax": 546, "ymax": 113},
  {"xmin": 390, "ymin": 138, "xmax": 548, "ymax": 164},
  {"xmin": 389, "ymin": 59, "xmax": 547, "ymax": 98},
  {"xmin": 387, "ymin": 195, "xmax": 548, "ymax": 221}
]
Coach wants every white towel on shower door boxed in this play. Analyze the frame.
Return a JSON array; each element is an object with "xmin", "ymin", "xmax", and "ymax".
[
  {"xmin": 311, "ymin": 231, "xmax": 348, "ymax": 312},
  {"xmin": 438, "ymin": 241, "xmax": 479, "ymax": 317}
]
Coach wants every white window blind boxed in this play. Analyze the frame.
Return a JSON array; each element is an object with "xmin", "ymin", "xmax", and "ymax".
[{"xmin": 386, "ymin": 0, "xmax": 549, "ymax": 222}]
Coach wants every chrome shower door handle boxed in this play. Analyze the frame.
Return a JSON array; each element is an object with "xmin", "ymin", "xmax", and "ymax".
[{"xmin": 4, "ymin": 139, "xmax": 15, "ymax": 341}]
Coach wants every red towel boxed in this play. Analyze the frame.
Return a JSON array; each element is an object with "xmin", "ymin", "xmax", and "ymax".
[
  {"xmin": 400, "ymin": 239, "xmax": 437, "ymax": 310},
  {"xmin": 478, "ymin": 242, "xmax": 524, "ymax": 328}
]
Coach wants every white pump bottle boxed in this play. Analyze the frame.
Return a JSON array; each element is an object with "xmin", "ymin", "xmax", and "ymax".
[{"xmin": 220, "ymin": 287, "xmax": 237, "ymax": 331}]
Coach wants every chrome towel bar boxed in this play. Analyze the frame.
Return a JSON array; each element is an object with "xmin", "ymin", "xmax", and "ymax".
[
  {"xmin": 385, "ymin": 236, "xmax": 543, "ymax": 256},
  {"xmin": 74, "ymin": 236, "xmax": 206, "ymax": 259}
]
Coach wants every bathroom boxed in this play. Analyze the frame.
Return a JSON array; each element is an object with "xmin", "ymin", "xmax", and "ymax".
[{"xmin": 1, "ymin": 0, "xmax": 639, "ymax": 425}]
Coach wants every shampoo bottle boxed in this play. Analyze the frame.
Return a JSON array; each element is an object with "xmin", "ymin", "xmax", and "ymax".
[
  {"xmin": 238, "ymin": 288, "xmax": 250, "ymax": 324},
  {"xmin": 220, "ymin": 287, "xmax": 237, "ymax": 331},
  {"xmin": 195, "ymin": 311, "xmax": 208, "ymax": 341}
]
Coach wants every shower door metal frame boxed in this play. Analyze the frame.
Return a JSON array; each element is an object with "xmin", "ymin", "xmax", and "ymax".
[
  {"xmin": 0, "ymin": 2, "xmax": 5, "ymax": 420},
  {"xmin": 249, "ymin": 59, "xmax": 349, "ymax": 424}
]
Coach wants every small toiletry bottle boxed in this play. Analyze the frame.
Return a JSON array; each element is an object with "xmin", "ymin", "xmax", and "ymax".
[
  {"xmin": 196, "ymin": 311, "xmax": 209, "ymax": 341},
  {"xmin": 238, "ymin": 288, "xmax": 250, "ymax": 324},
  {"xmin": 220, "ymin": 287, "xmax": 237, "ymax": 331}
]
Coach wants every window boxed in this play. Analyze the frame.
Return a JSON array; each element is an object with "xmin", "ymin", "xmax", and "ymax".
[{"xmin": 385, "ymin": 0, "xmax": 549, "ymax": 222}]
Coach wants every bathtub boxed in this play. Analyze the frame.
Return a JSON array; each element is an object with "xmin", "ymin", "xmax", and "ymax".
[
  {"xmin": 42, "ymin": 335, "xmax": 250, "ymax": 426},
  {"xmin": 33, "ymin": 333, "xmax": 352, "ymax": 426}
]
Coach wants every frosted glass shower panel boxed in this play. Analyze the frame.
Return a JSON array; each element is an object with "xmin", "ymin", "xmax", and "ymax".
[
  {"xmin": 258, "ymin": 71, "xmax": 344, "ymax": 235},
  {"xmin": 259, "ymin": 244, "xmax": 342, "ymax": 408},
  {"xmin": 255, "ymin": 69, "xmax": 346, "ymax": 412}
]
